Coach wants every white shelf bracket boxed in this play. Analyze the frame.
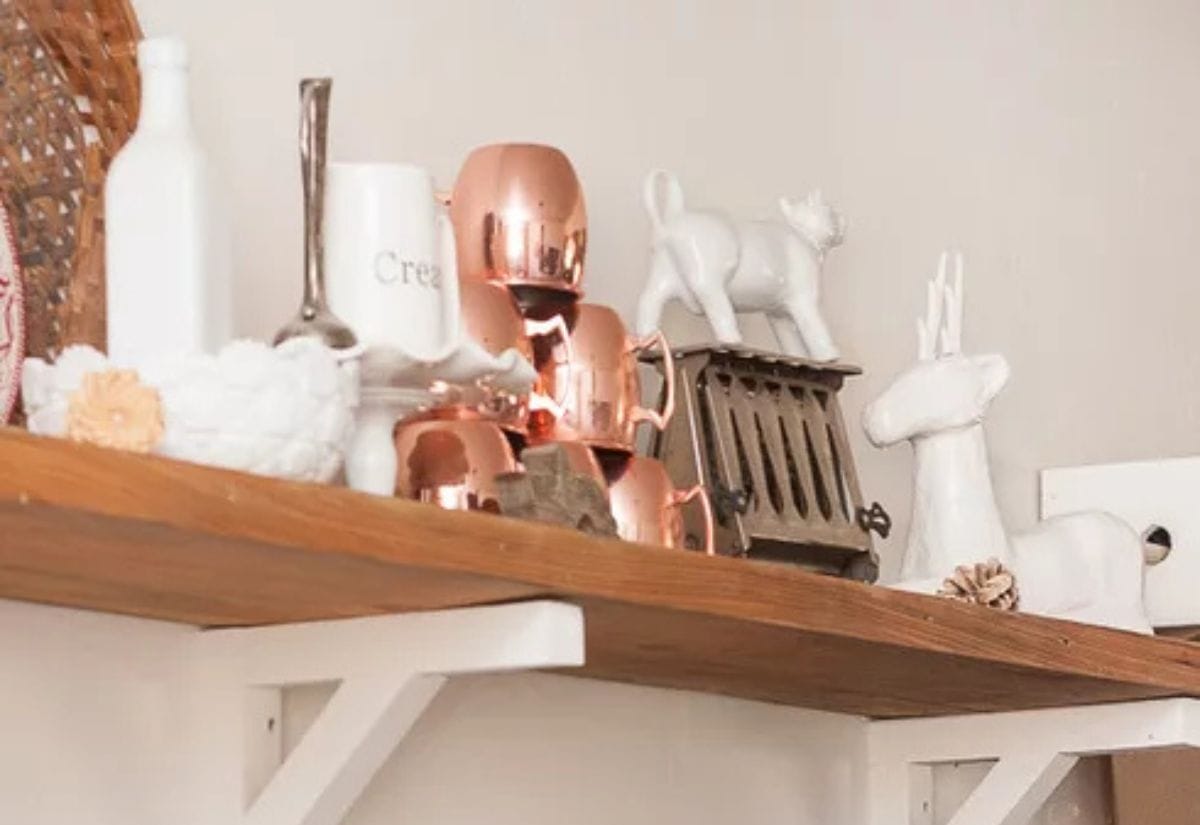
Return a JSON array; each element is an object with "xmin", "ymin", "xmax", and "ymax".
[
  {"xmin": 179, "ymin": 600, "xmax": 584, "ymax": 825},
  {"xmin": 867, "ymin": 698, "xmax": 1200, "ymax": 825}
]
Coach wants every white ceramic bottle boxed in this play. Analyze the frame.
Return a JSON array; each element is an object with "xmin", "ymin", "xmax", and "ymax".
[{"xmin": 105, "ymin": 37, "xmax": 230, "ymax": 367}]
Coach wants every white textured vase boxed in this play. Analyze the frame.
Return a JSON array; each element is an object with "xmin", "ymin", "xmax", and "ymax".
[{"xmin": 104, "ymin": 36, "xmax": 231, "ymax": 368}]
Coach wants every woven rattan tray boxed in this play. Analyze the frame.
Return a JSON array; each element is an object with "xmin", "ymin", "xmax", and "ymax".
[{"xmin": 0, "ymin": 0, "xmax": 141, "ymax": 367}]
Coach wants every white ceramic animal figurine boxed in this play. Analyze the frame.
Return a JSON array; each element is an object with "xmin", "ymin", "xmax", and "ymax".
[
  {"xmin": 862, "ymin": 252, "xmax": 1161, "ymax": 634},
  {"xmin": 636, "ymin": 170, "xmax": 845, "ymax": 362}
]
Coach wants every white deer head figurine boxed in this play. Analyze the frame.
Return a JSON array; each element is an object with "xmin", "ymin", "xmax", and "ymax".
[
  {"xmin": 863, "ymin": 252, "xmax": 1014, "ymax": 578},
  {"xmin": 863, "ymin": 252, "xmax": 1009, "ymax": 449},
  {"xmin": 862, "ymin": 252, "xmax": 1159, "ymax": 634}
]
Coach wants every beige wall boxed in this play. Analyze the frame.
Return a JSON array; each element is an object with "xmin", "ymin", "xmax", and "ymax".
[
  {"xmin": 0, "ymin": 596, "xmax": 1105, "ymax": 825},
  {"xmin": 287, "ymin": 676, "xmax": 866, "ymax": 825},
  {"xmin": 0, "ymin": 601, "xmax": 188, "ymax": 824},
  {"xmin": 132, "ymin": 0, "xmax": 1200, "ymax": 576},
  {"xmin": 125, "ymin": 1, "xmax": 1200, "ymax": 821},
  {"xmin": 0, "ymin": 598, "xmax": 866, "ymax": 825}
]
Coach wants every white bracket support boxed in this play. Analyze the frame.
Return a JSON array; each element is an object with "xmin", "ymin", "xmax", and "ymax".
[
  {"xmin": 867, "ymin": 698, "xmax": 1200, "ymax": 825},
  {"xmin": 176, "ymin": 600, "xmax": 584, "ymax": 825}
]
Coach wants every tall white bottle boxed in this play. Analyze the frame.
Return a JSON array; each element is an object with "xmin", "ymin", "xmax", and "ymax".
[{"xmin": 105, "ymin": 37, "xmax": 231, "ymax": 367}]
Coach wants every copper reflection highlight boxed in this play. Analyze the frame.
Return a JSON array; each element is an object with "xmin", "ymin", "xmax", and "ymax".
[
  {"xmin": 603, "ymin": 454, "xmax": 715, "ymax": 554},
  {"xmin": 528, "ymin": 303, "xmax": 674, "ymax": 452},
  {"xmin": 450, "ymin": 143, "xmax": 587, "ymax": 294},
  {"xmin": 394, "ymin": 408, "xmax": 519, "ymax": 512}
]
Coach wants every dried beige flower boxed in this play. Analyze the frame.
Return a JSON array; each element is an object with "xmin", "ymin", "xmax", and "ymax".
[{"xmin": 67, "ymin": 370, "xmax": 164, "ymax": 453}]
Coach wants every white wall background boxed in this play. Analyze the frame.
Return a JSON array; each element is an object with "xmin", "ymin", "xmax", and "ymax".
[
  {"xmin": 23, "ymin": 0, "xmax": 1192, "ymax": 822},
  {"xmin": 128, "ymin": 0, "xmax": 1200, "ymax": 578},
  {"xmin": 0, "ymin": 599, "xmax": 866, "ymax": 825},
  {"xmin": 287, "ymin": 676, "xmax": 865, "ymax": 825},
  {"xmin": 0, "ymin": 601, "xmax": 186, "ymax": 825},
  {"xmin": 0, "ymin": 597, "xmax": 1106, "ymax": 825}
]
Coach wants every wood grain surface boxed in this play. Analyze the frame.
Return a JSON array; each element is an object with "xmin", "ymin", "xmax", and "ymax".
[{"xmin": 2, "ymin": 427, "xmax": 1200, "ymax": 718}]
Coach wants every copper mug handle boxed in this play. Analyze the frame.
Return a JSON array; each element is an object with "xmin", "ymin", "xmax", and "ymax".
[
  {"xmin": 629, "ymin": 329, "xmax": 675, "ymax": 430},
  {"xmin": 524, "ymin": 313, "xmax": 573, "ymax": 418},
  {"xmin": 669, "ymin": 485, "xmax": 715, "ymax": 556}
]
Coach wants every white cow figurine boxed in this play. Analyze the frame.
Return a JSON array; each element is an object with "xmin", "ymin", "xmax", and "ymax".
[
  {"xmin": 636, "ymin": 170, "xmax": 844, "ymax": 362},
  {"xmin": 861, "ymin": 252, "xmax": 1163, "ymax": 634}
]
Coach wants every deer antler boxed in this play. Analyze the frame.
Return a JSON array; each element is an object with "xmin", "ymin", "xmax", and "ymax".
[
  {"xmin": 917, "ymin": 251, "xmax": 964, "ymax": 360},
  {"xmin": 917, "ymin": 252, "xmax": 946, "ymax": 360},
  {"xmin": 941, "ymin": 251, "xmax": 964, "ymax": 355}
]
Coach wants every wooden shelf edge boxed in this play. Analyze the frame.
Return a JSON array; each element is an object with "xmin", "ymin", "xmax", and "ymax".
[{"xmin": 2, "ymin": 427, "xmax": 1200, "ymax": 718}]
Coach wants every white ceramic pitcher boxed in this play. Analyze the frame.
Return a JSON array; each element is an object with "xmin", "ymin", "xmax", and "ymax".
[{"xmin": 325, "ymin": 162, "xmax": 462, "ymax": 380}]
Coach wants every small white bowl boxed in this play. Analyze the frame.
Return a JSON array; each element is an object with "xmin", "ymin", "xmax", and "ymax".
[{"xmin": 22, "ymin": 337, "xmax": 358, "ymax": 483}]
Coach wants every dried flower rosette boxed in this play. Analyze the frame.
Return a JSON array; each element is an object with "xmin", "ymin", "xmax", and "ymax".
[{"xmin": 66, "ymin": 369, "xmax": 164, "ymax": 452}]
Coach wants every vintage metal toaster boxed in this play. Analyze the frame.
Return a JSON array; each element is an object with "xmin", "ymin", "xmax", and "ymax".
[{"xmin": 640, "ymin": 345, "xmax": 887, "ymax": 581}]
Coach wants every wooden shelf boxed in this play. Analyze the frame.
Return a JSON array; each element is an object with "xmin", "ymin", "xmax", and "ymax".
[{"xmin": 2, "ymin": 427, "xmax": 1200, "ymax": 719}]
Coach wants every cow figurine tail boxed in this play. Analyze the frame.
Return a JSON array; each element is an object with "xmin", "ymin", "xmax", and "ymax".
[{"xmin": 643, "ymin": 169, "xmax": 686, "ymax": 239}]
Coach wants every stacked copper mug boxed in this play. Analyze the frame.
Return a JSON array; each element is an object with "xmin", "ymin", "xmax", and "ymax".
[{"xmin": 393, "ymin": 142, "xmax": 713, "ymax": 553}]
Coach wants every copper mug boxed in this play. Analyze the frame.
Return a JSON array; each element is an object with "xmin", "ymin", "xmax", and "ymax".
[
  {"xmin": 449, "ymin": 143, "xmax": 587, "ymax": 298},
  {"xmin": 527, "ymin": 303, "xmax": 675, "ymax": 453},
  {"xmin": 603, "ymin": 455, "xmax": 714, "ymax": 553},
  {"xmin": 393, "ymin": 407, "xmax": 519, "ymax": 512},
  {"xmin": 450, "ymin": 278, "xmax": 571, "ymax": 436}
]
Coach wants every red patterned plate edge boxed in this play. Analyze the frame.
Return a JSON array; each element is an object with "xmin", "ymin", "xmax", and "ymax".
[{"xmin": 0, "ymin": 202, "xmax": 24, "ymax": 424}]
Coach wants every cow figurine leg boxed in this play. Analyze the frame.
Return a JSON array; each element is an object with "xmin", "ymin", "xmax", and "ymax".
[
  {"xmin": 785, "ymin": 296, "xmax": 839, "ymax": 362},
  {"xmin": 766, "ymin": 314, "xmax": 808, "ymax": 357}
]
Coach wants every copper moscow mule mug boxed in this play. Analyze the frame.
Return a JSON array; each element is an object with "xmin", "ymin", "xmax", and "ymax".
[
  {"xmin": 393, "ymin": 407, "xmax": 519, "ymax": 512},
  {"xmin": 450, "ymin": 279, "xmax": 571, "ymax": 436},
  {"xmin": 603, "ymin": 455, "xmax": 714, "ymax": 553},
  {"xmin": 527, "ymin": 303, "xmax": 675, "ymax": 453},
  {"xmin": 449, "ymin": 143, "xmax": 587, "ymax": 297}
]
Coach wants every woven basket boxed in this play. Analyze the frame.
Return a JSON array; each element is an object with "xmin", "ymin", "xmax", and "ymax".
[{"xmin": 0, "ymin": 0, "xmax": 141, "ymax": 366}]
